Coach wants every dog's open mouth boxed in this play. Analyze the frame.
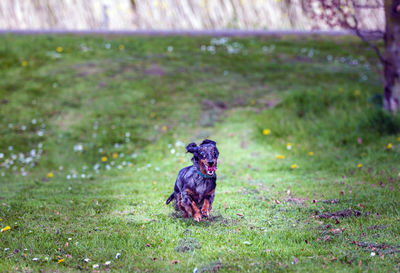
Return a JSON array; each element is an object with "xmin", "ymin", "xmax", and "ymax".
[{"xmin": 204, "ymin": 164, "xmax": 216, "ymax": 176}]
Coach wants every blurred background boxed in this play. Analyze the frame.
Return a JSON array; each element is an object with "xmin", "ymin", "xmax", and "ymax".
[{"xmin": 0, "ymin": 0, "xmax": 384, "ymax": 31}]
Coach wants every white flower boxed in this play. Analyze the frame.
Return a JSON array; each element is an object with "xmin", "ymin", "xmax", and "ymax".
[
  {"xmin": 170, "ymin": 149, "xmax": 176, "ymax": 154},
  {"xmin": 167, "ymin": 46, "xmax": 173, "ymax": 52},
  {"xmin": 115, "ymin": 253, "xmax": 121, "ymax": 259},
  {"xmin": 93, "ymin": 264, "xmax": 99, "ymax": 268},
  {"xmin": 370, "ymin": 252, "xmax": 376, "ymax": 256},
  {"xmin": 0, "ymin": 153, "xmax": 3, "ymax": 159},
  {"xmin": 32, "ymin": 119, "xmax": 37, "ymax": 124},
  {"xmin": 84, "ymin": 258, "xmax": 90, "ymax": 263},
  {"xmin": 105, "ymin": 261, "xmax": 111, "ymax": 266},
  {"xmin": 105, "ymin": 43, "xmax": 111, "ymax": 49},
  {"xmin": 32, "ymin": 257, "xmax": 39, "ymax": 261},
  {"xmin": 73, "ymin": 144, "xmax": 83, "ymax": 152}
]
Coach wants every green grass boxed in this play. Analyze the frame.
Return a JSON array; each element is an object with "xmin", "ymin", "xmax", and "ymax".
[{"xmin": 0, "ymin": 34, "xmax": 399, "ymax": 272}]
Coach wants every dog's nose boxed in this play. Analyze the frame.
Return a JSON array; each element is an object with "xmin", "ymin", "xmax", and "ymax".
[{"xmin": 208, "ymin": 161, "xmax": 214, "ymax": 166}]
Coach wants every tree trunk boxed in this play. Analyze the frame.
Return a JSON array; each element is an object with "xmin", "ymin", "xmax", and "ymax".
[{"xmin": 384, "ymin": 0, "xmax": 400, "ymax": 112}]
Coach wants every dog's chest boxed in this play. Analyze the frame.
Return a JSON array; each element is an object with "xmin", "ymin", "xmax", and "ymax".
[{"xmin": 192, "ymin": 180, "xmax": 209, "ymax": 202}]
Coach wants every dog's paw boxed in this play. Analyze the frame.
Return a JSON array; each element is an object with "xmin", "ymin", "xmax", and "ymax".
[
  {"xmin": 201, "ymin": 210, "xmax": 209, "ymax": 217},
  {"xmin": 193, "ymin": 214, "xmax": 202, "ymax": 222}
]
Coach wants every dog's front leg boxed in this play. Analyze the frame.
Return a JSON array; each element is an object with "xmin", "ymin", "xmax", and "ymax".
[
  {"xmin": 201, "ymin": 191, "xmax": 215, "ymax": 217},
  {"xmin": 181, "ymin": 191, "xmax": 202, "ymax": 222}
]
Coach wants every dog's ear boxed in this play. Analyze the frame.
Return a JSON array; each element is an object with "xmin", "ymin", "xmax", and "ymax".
[
  {"xmin": 186, "ymin": 142, "xmax": 198, "ymax": 154},
  {"xmin": 200, "ymin": 139, "xmax": 216, "ymax": 146}
]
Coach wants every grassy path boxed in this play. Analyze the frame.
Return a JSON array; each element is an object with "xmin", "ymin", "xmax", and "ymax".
[{"xmin": 0, "ymin": 34, "xmax": 399, "ymax": 272}]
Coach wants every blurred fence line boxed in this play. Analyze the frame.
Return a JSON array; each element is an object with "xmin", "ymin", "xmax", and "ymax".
[{"xmin": 0, "ymin": 0, "xmax": 383, "ymax": 30}]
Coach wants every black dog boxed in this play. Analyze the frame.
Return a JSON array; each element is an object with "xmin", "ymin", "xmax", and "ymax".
[{"xmin": 166, "ymin": 139, "xmax": 219, "ymax": 222}]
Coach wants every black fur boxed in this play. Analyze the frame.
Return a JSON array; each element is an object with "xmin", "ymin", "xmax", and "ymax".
[{"xmin": 166, "ymin": 139, "xmax": 219, "ymax": 222}]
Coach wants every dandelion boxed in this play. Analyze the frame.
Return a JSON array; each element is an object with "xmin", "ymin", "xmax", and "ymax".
[
  {"xmin": 119, "ymin": 45, "xmax": 125, "ymax": 51},
  {"xmin": 21, "ymin": 60, "xmax": 28, "ymax": 67},
  {"xmin": 58, "ymin": 258, "xmax": 64, "ymax": 263},
  {"xmin": 354, "ymin": 89, "xmax": 361, "ymax": 96},
  {"xmin": 56, "ymin": 46, "xmax": 63, "ymax": 53},
  {"xmin": 276, "ymin": 155, "xmax": 285, "ymax": 160},
  {"xmin": 387, "ymin": 143, "xmax": 392, "ymax": 149},
  {"xmin": 112, "ymin": 152, "xmax": 118, "ymax": 159},
  {"xmin": 291, "ymin": 164, "xmax": 299, "ymax": 169},
  {"xmin": 101, "ymin": 156, "xmax": 108, "ymax": 162},
  {"xmin": 308, "ymin": 152, "xmax": 314, "ymax": 156},
  {"xmin": 47, "ymin": 172, "xmax": 53, "ymax": 178},
  {"xmin": 1, "ymin": 226, "xmax": 11, "ymax": 232},
  {"xmin": 262, "ymin": 129, "xmax": 271, "ymax": 135},
  {"xmin": 357, "ymin": 163, "xmax": 363, "ymax": 168}
]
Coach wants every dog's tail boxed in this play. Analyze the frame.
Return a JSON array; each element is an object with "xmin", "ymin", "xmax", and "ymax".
[{"xmin": 166, "ymin": 193, "xmax": 175, "ymax": 205}]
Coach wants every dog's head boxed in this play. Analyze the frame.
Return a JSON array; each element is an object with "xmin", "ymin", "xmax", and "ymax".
[{"xmin": 186, "ymin": 139, "xmax": 219, "ymax": 176}]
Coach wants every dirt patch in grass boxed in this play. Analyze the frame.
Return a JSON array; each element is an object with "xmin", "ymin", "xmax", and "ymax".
[
  {"xmin": 285, "ymin": 196, "xmax": 308, "ymax": 206},
  {"xmin": 355, "ymin": 241, "xmax": 400, "ymax": 255},
  {"xmin": 318, "ymin": 209, "xmax": 362, "ymax": 219},
  {"xmin": 144, "ymin": 64, "xmax": 165, "ymax": 76},
  {"xmin": 74, "ymin": 62, "xmax": 103, "ymax": 77},
  {"xmin": 197, "ymin": 261, "xmax": 224, "ymax": 273},
  {"xmin": 321, "ymin": 199, "xmax": 340, "ymax": 204},
  {"xmin": 174, "ymin": 237, "xmax": 201, "ymax": 252}
]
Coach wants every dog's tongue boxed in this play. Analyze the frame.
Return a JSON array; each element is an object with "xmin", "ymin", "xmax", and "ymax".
[{"xmin": 207, "ymin": 166, "xmax": 216, "ymax": 172}]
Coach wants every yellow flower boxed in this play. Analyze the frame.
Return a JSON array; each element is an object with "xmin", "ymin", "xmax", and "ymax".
[
  {"xmin": 276, "ymin": 155, "xmax": 285, "ymax": 160},
  {"xmin": 101, "ymin": 156, "xmax": 108, "ymax": 162},
  {"xmin": 354, "ymin": 89, "xmax": 361, "ymax": 96},
  {"xmin": 1, "ymin": 226, "xmax": 11, "ymax": 232},
  {"xmin": 308, "ymin": 152, "xmax": 314, "ymax": 156},
  {"xmin": 361, "ymin": 152, "xmax": 367, "ymax": 157},
  {"xmin": 119, "ymin": 45, "xmax": 125, "ymax": 51},
  {"xmin": 263, "ymin": 129, "xmax": 271, "ymax": 135},
  {"xmin": 357, "ymin": 163, "xmax": 363, "ymax": 168},
  {"xmin": 56, "ymin": 46, "xmax": 63, "ymax": 53},
  {"xmin": 112, "ymin": 152, "xmax": 118, "ymax": 159},
  {"xmin": 291, "ymin": 164, "xmax": 299, "ymax": 169},
  {"xmin": 387, "ymin": 143, "xmax": 392, "ymax": 149},
  {"xmin": 397, "ymin": 137, "xmax": 400, "ymax": 142},
  {"xmin": 58, "ymin": 258, "xmax": 64, "ymax": 263},
  {"xmin": 21, "ymin": 60, "xmax": 28, "ymax": 67},
  {"xmin": 250, "ymin": 99, "xmax": 256, "ymax": 105},
  {"xmin": 161, "ymin": 125, "xmax": 167, "ymax": 132},
  {"xmin": 47, "ymin": 172, "xmax": 53, "ymax": 178}
]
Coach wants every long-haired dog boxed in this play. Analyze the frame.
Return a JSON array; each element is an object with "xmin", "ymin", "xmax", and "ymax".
[{"xmin": 166, "ymin": 139, "xmax": 219, "ymax": 222}]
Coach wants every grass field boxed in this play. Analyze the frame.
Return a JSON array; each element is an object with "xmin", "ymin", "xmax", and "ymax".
[{"xmin": 1, "ymin": 34, "xmax": 400, "ymax": 272}]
